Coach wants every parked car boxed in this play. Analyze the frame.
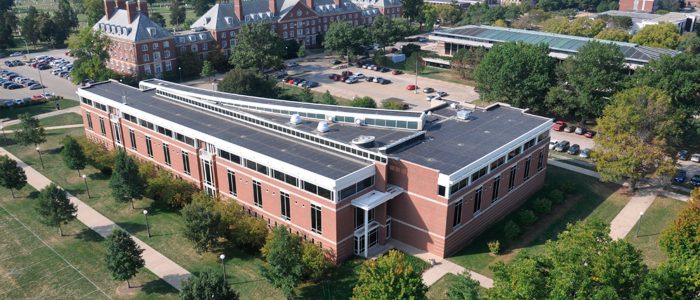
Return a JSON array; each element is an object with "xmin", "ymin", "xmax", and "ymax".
[
  {"xmin": 391, "ymin": 70, "xmax": 403, "ymax": 75},
  {"xmin": 341, "ymin": 70, "xmax": 353, "ymax": 77},
  {"xmin": 691, "ymin": 174, "xmax": 700, "ymax": 187},
  {"xmin": 345, "ymin": 77, "xmax": 358, "ymax": 84},
  {"xmin": 37, "ymin": 64, "xmax": 51, "ymax": 70},
  {"xmin": 584, "ymin": 131, "xmax": 596, "ymax": 138},
  {"xmin": 7, "ymin": 83, "xmax": 21, "ymax": 89},
  {"xmin": 423, "ymin": 87, "xmax": 434, "ymax": 93},
  {"xmin": 31, "ymin": 94, "xmax": 46, "ymax": 101},
  {"xmin": 354, "ymin": 73, "xmax": 365, "ymax": 79},
  {"xmin": 549, "ymin": 139, "xmax": 559, "ymax": 150},
  {"xmin": 579, "ymin": 148, "xmax": 591, "ymax": 159},
  {"xmin": 2, "ymin": 100, "xmax": 14, "ymax": 107},
  {"xmin": 286, "ymin": 62, "xmax": 299, "ymax": 68},
  {"xmin": 555, "ymin": 140, "xmax": 570, "ymax": 152},
  {"xmin": 552, "ymin": 121, "xmax": 567, "ymax": 131},
  {"xmin": 306, "ymin": 81, "xmax": 319, "ymax": 88},
  {"xmin": 678, "ymin": 150, "xmax": 690, "ymax": 161},
  {"xmin": 331, "ymin": 59, "xmax": 342, "ymax": 65},
  {"xmin": 567, "ymin": 144, "xmax": 580, "ymax": 155},
  {"xmin": 14, "ymin": 98, "xmax": 25, "ymax": 105},
  {"xmin": 365, "ymin": 76, "xmax": 374, "ymax": 82},
  {"xmin": 575, "ymin": 127, "xmax": 586, "ymax": 135},
  {"xmin": 378, "ymin": 79, "xmax": 391, "ymax": 84},
  {"xmin": 426, "ymin": 95, "xmax": 438, "ymax": 101},
  {"xmin": 674, "ymin": 170, "xmax": 688, "ymax": 183},
  {"xmin": 406, "ymin": 84, "xmax": 417, "ymax": 90},
  {"xmin": 417, "ymin": 37, "xmax": 428, "ymax": 42},
  {"xmin": 691, "ymin": 154, "xmax": 700, "ymax": 163},
  {"xmin": 379, "ymin": 67, "xmax": 390, "ymax": 73},
  {"xmin": 563, "ymin": 126, "xmax": 576, "ymax": 133},
  {"xmin": 9, "ymin": 51, "xmax": 22, "ymax": 57}
]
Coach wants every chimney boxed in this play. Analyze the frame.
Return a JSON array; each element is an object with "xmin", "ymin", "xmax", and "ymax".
[
  {"xmin": 138, "ymin": 0, "xmax": 148, "ymax": 17},
  {"xmin": 334, "ymin": 0, "xmax": 341, "ymax": 6},
  {"xmin": 104, "ymin": 0, "xmax": 115, "ymax": 19},
  {"xmin": 306, "ymin": 0, "xmax": 314, "ymax": 9},
  {"xmin": 234, "ymin": 0, "xmax": 243, "ymax": 20},
  {"xmin": 116, "ymin": 0, "xmax": 126, "ymax": 10},
  {"xmin": 269, "ymin": 0, "xmax": 277, "ymax": 15},
  {"xmin": 126, "ymin": 1, "xmax": 137, "ymax": 22}
]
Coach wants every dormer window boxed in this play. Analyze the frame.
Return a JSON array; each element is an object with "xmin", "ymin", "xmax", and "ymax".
[{"xmin": 147, "ymin": 27, "xmax": 157, "ymax": 37}]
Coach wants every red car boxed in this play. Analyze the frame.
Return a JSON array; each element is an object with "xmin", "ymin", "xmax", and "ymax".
[
  {"xmin": 341, "ymin": 70, "xmax": 353, "ymax": 77},
  {"xmin": 286, "ymin": 79, "xmax": 295, "ymax": 84},
  {"xmin": 552, "ymin": 121, "xmax": 567, "ymax": 131},
  {"xmin": 31, "ymin": 95, "xmax": 46, "ymax": 101},
  {"xmin": 406, "ymin": 84, "xmax": 416, "ymax": 90},
  {"xmin": 584, "ymin": 131, "xmax": 596, "ymax": 138},
  {"xmin": 392, "ymin": 70, "xmax": 403, "ymax": 75}
]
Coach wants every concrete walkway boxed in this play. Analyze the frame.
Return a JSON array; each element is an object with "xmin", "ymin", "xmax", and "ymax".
[
  {"xmin": 1, "ymin": 106, "xmax": 80, "ymax": 126},
  {"xmin": 548, "ymin": 158, "xmax": 600, "ymax": 179},
  {"xmin": 2, "ymin": 124, "xmax": 84, "ymax": 133},
  {"xmin": 609, "ymin": 188, "xmax": 659, "ymax": 240},
  {"xmin": 0, "ymin": 146, "xmax": 191, "ymax": 291}
]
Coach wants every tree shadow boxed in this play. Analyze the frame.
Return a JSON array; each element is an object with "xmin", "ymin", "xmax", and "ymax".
[
  {"xmin": 116, "ymin": 221, "xmax": 147, "ymax": 235},
  {"xmin": 139, "ymin": 278, "xmax": 179, "ymax": 295},
  {"xmin": 75, "ymin": 227, "xmax": 104, "ymax": 243},
  {"xmin": 46, "ymin": 147, "xmax": 63, "ymax": 155},
  {"xmin": 88, "ymin": 172, "xmax": 110, "ymax": 181}
]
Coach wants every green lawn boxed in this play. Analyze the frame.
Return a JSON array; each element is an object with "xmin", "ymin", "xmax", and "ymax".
[
  {"xmin": 6, "ymin": 112, "xmax": 83, "ymax": 130},
  {"xmin": 0, "ymin": 99, "xmax": 79, "ymax": 121},
  {"xmin": 426, "ymin": 273, "xmax": 488, "ymax": 300},
  {"xmin": 449, "ymin": 166, "xmax": 630, "ymax": 277},
  {"xmin": 625, "ymin": 196, "xmax": 687, "ymax": 268},
  {"xmin": 0, "ymin": 185, "xmax": 178, "ymax": 299}
]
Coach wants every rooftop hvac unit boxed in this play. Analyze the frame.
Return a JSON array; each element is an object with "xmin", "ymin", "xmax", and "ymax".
[
  {"xmin": 355, "ymin": 118, "xmax": 365, "ymax": 126},
  {"xmin": 317, "ymin": 121, "xmax": 330, "ymax": 133},
  {"xmin": 351, "ymin": 135, "xmax": 375, "ymax": 148},
  {"xmin": 326, "ymin": 115, "xmax": 335, "ymax": 122},
  {"xmin": 456, "ymin": 109, "xmax": 472, "ymax": 120},
  {"xmin": 450, "ymin": 103, "xmax": 457, "ymax": 109},
  {"xmin": 290, "ymin": 114, "xmax": 302, "ymax": 125}
]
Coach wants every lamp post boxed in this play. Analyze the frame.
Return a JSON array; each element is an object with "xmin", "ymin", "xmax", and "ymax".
[
  {"xmin": 82, "ymin": 174, "xmax": 91, "ymax": 198},
  {"xmin": 143, "ymin": 210, "xmax": 151, "ymax": 238},
  {"xmin": 178, "ymin": 66, "xmax": 182, "ymax": 83},
  {"xmin": 35, "ymin": 147, "xmax": 44, "ymax": 169},
  {"xmin": 219, "ymin": 254, "xmax": 226, "ymax": 284},
  {"xmin": 635, "ymin": 212, "xmax": 644, "ymax": 238},
  {"xmin": 414, "ymin": 53, "xmax": 419, "ymax": 94}
]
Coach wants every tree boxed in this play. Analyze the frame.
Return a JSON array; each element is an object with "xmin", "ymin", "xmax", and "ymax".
[
  {"xmin": 677, "ymin": 34, "xmax": 700, "ymax": 54},
  {"xmin": 69, "ymin": 27, "xmax": 113, "ymax": 84},
  {"xmin": 151, "ymin": 12, "xmax": 166, "ymax": 27},
  {"xmin": 82, "ymin": 0, "xmax": 104, "ymax": 25},
  {"xmin": 301, "ymin": 242, "xmax": 333, "ymax": 281},
  {"xmin": 637, "ymin": 256, "xmax": 700, "ymax": 299},
  {"xmin": 229, "ymin": 23, "xmax": 285, "ymax": 71},
  {"xmin": 630, "ymin": 23, "xmax": 681, "ymax": 49},
  {"xmin": 61, "ymin": 136, "xmax": 87, "ymax": 176},
  {"xmin": 187, "ymin": 0, "xmax": 213, "ymax": 15},
  {"xmin": 217, "ymin": 68, "xmax": 279, "ymax": 98},
  {"xmin": 659, "ymin": 195, "xmax": 700, "ymax": 259},
  {"xmin": 541, "ymin": 17, "xmax": 606, "ymax": 37},
  {"xmin": 169, "ymin": 0, "xmax": 186, "ymax": 29},
  {"xmin": 594, "ymin": 28, "xmax": 631, "ymax": 42},
  {"xmin": 545, "ymin": 41, "xmax": 626, "ymax": 121},
  {"xmin": 0, "ymin": 10, "xmax": 17, "ymax": 50},
  {"xmin": 298, "ymin": 87, "xmax": 314, "ymax": 103},
  {"xmin": 352, "ymin": 250, "xmax": 427, "ymax": 300},
  {"xmin": 593, "ymin": 87, "xmax": 681, "ymax": 190},
  {"xmin": 214, "ymin": 199, "xmax": 267, "ymax": 251},
  {"xmin": 109, "ymin": 150, "xmax": 146, "ymax": 208},
  {"xmin": 370, "ymin": 15, "xmax": 403, "ymax": 51},
  {"xmin": 14, "ymin": 113, "xmax": 46, "ymax": 147},
  {"xmin": 176, "ymin": 51, "xmax": 203, "ymax": 80},
  {"xmin": 21, "ymin": 6, "xmax": 40, "ymax": 45},
  {"xmin": 182, "ymin": 201, "xmax": 222, "ymax": 253},
  {"xmin": 323, "ymin": 21, "xmax": 369, "ymax": 57},
  {"xmin": 474, "ymin": 42, "xmax": 555, "ymax": 112},
  {"xmin": 320, "ymin": 90, "xmax": 337, "ymax": 105},
  {"xmin": 401, "ymin": 0, "xmax": 424, "ymax": 22},
  {"xmin": 0, "ymin": 155, "xmax": 27, "ymax": 198},
  {"xmin": 349, "ymin": 96, "xmax": 377, "ymax": 108},
  {"xmin": 200, "ymin": 60, "xmax": 215, "ymax": 81},
  {"xmin": 447, "ymin": 272, "xmax": 482, "ymax": 300},
  {"xmin": 56, "ymin": 0, "xmax": 78, "ymax": 29},
  {"xmin": 180, "ymin": 270, "xmax": 239, "ymax": 300},
  {"xmin": 405, "ymin": 51, "xmax": 425, "ymax": 74},
  {"xmin": 35, "ymin": 184, "xmax": 77, "ymax": 236},
  {"xmin": 260, "ymin": 226, "xmax": 304, "ymax": 299},
  {"xmin": 105, "ymin": 229, "xmax": 145, "ymax": 288},
  {"xmin": 450, "ymin": 47, "xmax": 486, "ymax": 80},
  {"xmin": 296, "ymin": 43, "xmax": 306, "ymax": 58}
]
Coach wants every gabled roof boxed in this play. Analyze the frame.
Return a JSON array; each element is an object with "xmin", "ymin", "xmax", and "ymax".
[
  {"xmin": 93, "ymin": 9, "xmax": 171, "ymax": 42},
  {"xmin": 351, "ymin": 0, "xmax": 401, "ymax": 7},
  {"xmin": 314, "ymin": 0, "xmax": 361, "ymax": 14},
  {"xmin": 191, "ymin": 3, "xmax": 241, "ymax": 30}
]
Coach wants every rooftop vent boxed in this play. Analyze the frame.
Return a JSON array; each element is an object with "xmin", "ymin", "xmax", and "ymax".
[
  {"xmin": 449, "ymin": 103, "xmax": 457, "ymax": 109},
  {"xmin": 456, "ymin": 109, "xmax": 472, "ymax": 120},
  {"xmin": 351, "ymin": 135, "xmax": 375, "ymax": 148},
  {"xmin": 317, "ymin": 121, "xmax": 330, "ymax": 133},
  {"xmin": 355, "ymin": 118, "xmax": 364, "ymax": 126},
  {"xmin": 290, "ymin": 114, "xmax": 302, "ymax": 125}
]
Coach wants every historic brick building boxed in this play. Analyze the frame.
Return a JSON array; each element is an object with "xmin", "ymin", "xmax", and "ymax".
[{"xmin": 77, "ymin": 79, "xmax": 552, "ymax": 261}]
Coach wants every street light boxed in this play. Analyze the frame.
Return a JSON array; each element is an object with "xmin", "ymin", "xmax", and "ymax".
[
  {"xmin": 82, "ymin": 174, "xmax": 91, "ymax": 198},
  {"xmin": 178, "ymin": 67, "xmax": 182, "ymax": 83},
  {"xmin": 635, "ymin": 211, "xmax": 644, "ymax": 238},
  {"xmin": 35, "ymin": 146, "xmax": 44, "ymax": 169},
  {"xmin": 219, "ymin": 254, "xmax": 226, "ymax": 284},
  {"xmin": 143, "ymin": 210, "xmax": 151, "ymax": 238}
]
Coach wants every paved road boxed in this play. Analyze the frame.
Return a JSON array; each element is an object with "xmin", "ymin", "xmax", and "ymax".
[{"xmin": 0, "ymin": 49, "xmax": 80, "ymax": 101}]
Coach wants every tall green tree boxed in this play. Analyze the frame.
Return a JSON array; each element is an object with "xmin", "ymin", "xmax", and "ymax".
[
  {"xmin": 474, "ymin": 42, "xmax": 555, "ymax": 112},
  {"xmin": 169, "ymin": 0, "xmax": 186, "ymax": 28},
  {"xmin": 82, "ymin": 0, "xmax": 105, "ymax": 24},
  {"xmin": 450, "ymin": 47, "xmax": 486, "ymax": 80},
  {"xmin": 109, "ymin": 150, "xmax": 146, "ymax": 209},
  {"xmin": 545, "ymin": 41, "xmax": 626, "ymax": 121},
  {"xmin": 630, "ymin": 23, "xmax": 681, "ymax": 49},
  {"xmin": 349, "ymin": 96, "xmax": 377, "ymax": 108},
  {"xmin": 14, "ymin": 113, "xmax": 46, "ymax": 147},
  {"xmin": 593, "ymin": 87, "xmax": 681, "ymax": 190},
  {"xmin": 182, "ymin": 201, "xmax": 222, "ymax": 253},
  {"xmin": 260, "ymin": 226, "xmax": 304, "ymax": 299},
  {"xmin": 369, "ymin": 16, "xmax": 401, "ymax": 51},
  {"xmin": 401, "ymin": 0, "xmax": 424, "ymax": 22},
  {"xmin": 0, "ymin": 10, "xmax": 17, "ymax": 50},
  {"xmin": 61, "ymin": 136, "xmax": 87, "ymax": 176},
  {"xmin": 56, "ymin": 0, "xmax": 78, "ymax": 29},
  {"xmin": 594, "ymin": 28, "xmax": 631, "ymax": 42},
  {"xmin": 187, "ymin": 0, "xmax": 213, "ymax": 15},
  {"xmin": 105, "ymin": 229, "xmax": 145, "ymax": 288},
  {"xmin": 180, "ymin": 270, "xmax": 239, "ymax": 300},
  {"xmin": 447, "ymin": 272, "xmax": 482, "ymax": 300},
  {"xmin": 298, "ymin": 87, "xmax": 314, "ymax": 103},
  {"xmin": 320, "ymin": 90, "xmax": 337, "ymax": 105},
  {"xmin": 352, "ymin": 250, "xmax": 427, "ymax": 300},
  {"xmin": 151, "ymin": 12, "xmax": 166, "ymax": 27},
  {"xmin": 217, "ymin": 68, "xmax": 278, "ymax": 98},
  {"xmin": 229, "ymin": 23, "xmax": 285, "ymax": 71},
  {"xmin": 659, "ymin": 194, "xmax": 700, "ymax": 259},
  {"xmin": 69, "ymin": 27, "xmax": 113, "ymax": 84},
  {"xmin": 21, "ymin": 6, "xmax": 40, "ymax": 45},
  {"xmin": 0, "ymin": 155, "xmax": 27, "ymax": 198},
  {"xmin": 677, "ymin": 34, "xmax": 700, "ymax": 54},
  {"xmin": 322, "ymin": 21, "xmax": 369, "ymax": 57},
  {"xmin": 35, "ymin": 184, "xmax": 77, "ymax": 236},
  {"xmin": 200, "ymin": 60, "xmax": 215, "ymax": 81},
  {"xmin": 296, "ymin": 43, "xmax": 306, "ymax": 58}
]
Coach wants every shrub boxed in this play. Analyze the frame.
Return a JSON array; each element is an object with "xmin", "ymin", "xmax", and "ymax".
[
  {"xmin": 533, "ymin": 198, "xmax": 552, "ymax": 215},
  {"xmin": 504, "ymin": 221, "xmax": 521, "ymax": 240},
  {"xmin": 560, "ymin": 181, "xmax": 576, "ymax": 194},
  {"xmin": 75, "ymin": 136, "xmax": 115, "ymax": 174},
  {"xmin": 145, "ymin": 170, "xmax": 198, "ymax": 208},
  {"xmin": 302, "ymin": 241, "xmax": 334, "ymax": 281},
  {"xmin": 215, "ymin": 200, "xmax": 268, "ymax": 251},
  {"xmin": 488, "ymin": 240, "xmax": 501, "ymax": 255},
  {"xmin": 549, "ymin": 189, "xmax": 565, "ymax": 204},
  {"xmin": 517, "ymin": 209, "xmax": 538, "ymax": 226}
]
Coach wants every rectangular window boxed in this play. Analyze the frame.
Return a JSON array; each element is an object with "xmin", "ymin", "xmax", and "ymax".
[
  {"xmin": 202, "ymin": 160, "xmax": 213, "ymax": 185},
  {"xmin": 113, "ymin": 123, "xmax": 121, "ymax": 144},
  {"xmin": 146, "ymin": 136, "xmax": 153, "ymax": 158},
  {"xmin": 163, "ymin": 143, "xmax": 171, "ymax": 166},
  {"xmin": 524, "ymin": 156, "xmax": 532, "ymax": 180},
  {"xmin": 438, "ymin": 185, "xmax": 446, "ymax": 197},
  {"xmin": 492, "ymin": 176, "xmax": 501, "ymax": 202},
  {"xmin": 508, "ymin": 147, "xmax": 522, "ymax": 161},
  {"xmin": 280, "ymin": 192, "xmax": 290, "ymax": 220},
  {"xmin": 253, "ymin": 180, "xmax": 262, "ymax": 207},
  {"xmin": 86, "ymin": 112, "xmax": 93, "ymax": 130},
  {"xmin": 523, "ymin": 138, "xmax": 536, "ymax": 151},
  {"xmin": 129, "ymin": 129, "xmax": 136, "ymax": 150},
  {"xmin": 537, "ymin": 150, "xmax": 544, "ymax": 171},
  {"xmin": 98, "ymin": 117, "xmax": 106, "ymax": 135},
  {"xmin": 473, "ymin": 187, "xmax": 483, "ymax": 214},
  {"xmin": 182, "ymin": 152, "xmax": 190, "ymax": 175},
  {"xmin": 453, "ymin": 200, "xmax": 463, "ymax": 228},
  {"xmin": 508, "ymin": 166, "xmax": 517, "ymax": 191},
  {"xmin": 311, "ymin": 204, "xmax": 322, "ymax": 234},
  {"xmin": 227, "ymin": 170, "xmax": 237, "ymax": 195},
  {"xmin": 490, "ymin": 156, "xmax": 506, "ymax": 171}
]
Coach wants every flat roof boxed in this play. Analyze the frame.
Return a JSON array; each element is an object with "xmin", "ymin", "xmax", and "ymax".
[
  {"xmin": 431, "ymin": 25, "xmax": 680, "ymax": 64},
  {"xmin": 83, "ymin": 81, "xmax": 372, "ymax": 179},
  {"xmin": 393, "ymin": 104, "xmax": 551, "ymax": 174}
]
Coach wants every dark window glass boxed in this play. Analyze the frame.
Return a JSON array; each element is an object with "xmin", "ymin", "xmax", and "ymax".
[
  {"xmin": 537, "ymin": 150, "xmax": 544, "ymax": 171},
  {"xmin": 524, "ymin": 156, "xmax": 532, "ymax": 180},
  {"xmin": 453, "ymin": 200, "xmax": 463, "ymax": 228},
  {"xmin": 473, "ymin": 187, "xmax": 482, "ymax": 213},
  {"xmin": 311, "ymin": 204, "xmax": 322, "ymax": 234},
  {"xmin": 508, "ymin": 166, "xmax": 517, "ymax": 191},
  {"xmin": 86, "ymin": 112, "xmax": 93, "ymax": 130},
  {"xmin": 303, "ymin": 181, "xmax": 317, "ymax": 194},
  {"xmin": 492, "ymin": 176, "xmax": 500, "ymax": 202},
  {"xmin": 98, "ymin": 117, "xmax": 106, "ymax": 135},
  {"xmin": 129, "ymin": 129, "xmax": 137, "ymax": 150},
  {"xmin": 280, "ymin": 192, "xmax": 290, "ymax": 220},
  {"xmin": 438, "ymin": 185, "xmax": 446, "ymax": 196},
  {"xmin": 317, "ymin": 187, "xmax": 332, "ymax": 200},
  {"xmin": 253, "ymin": 180, "xmax": 262, "ymax": 207},
  {"xmin": 163, "ymin": 144, "xmax": 171, "ymax": 166},
  {"xmin": 182, "ymin": 152, "xmax": 190, "ymax": 175},
  {"xmin": 227, "ymin": 170, "xmax": 237, "ymax": 195},
  {"xmin": 146, "ymin": 136, "xmax": 153, "ymax": 158}
]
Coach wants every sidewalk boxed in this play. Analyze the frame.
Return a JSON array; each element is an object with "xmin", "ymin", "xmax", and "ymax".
[
  {"xmin": 0, "ymin": 146, "xmax": 191, "ymax": 291},
  {"xmin": 2, "ymin": 123, "xmax": 83, "ymax": 133},
  {"xmin": 1, "ymin": 106, "xmax": 80, "ymax": 126},
  {"xmin": 609, "ymin": 188, "xmax": 658, "ymax": 240}
]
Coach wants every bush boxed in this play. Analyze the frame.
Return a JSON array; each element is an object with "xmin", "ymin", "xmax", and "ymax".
[
  {"xmin": 549, "ymin": 189, "xmax": 565, "ymax": 204},
  {"xmin": 302, "ymin": 241, "xmax": 333, "ymax": 281},
  {"xmin": 517, "ymin": 209, "xmax": 538, "ymax": 226},
  {"xmin": 504, "ymin": 221, "xmax": 521, "ymax": 240},
  {"xmin": 382, "ymin": 98, "xmax": 406, "ymax": 110},
  {"xmin": 145, "ymin": 169, "xmax": 198, "ymax": 208},
  {"xmin": 533, "ymin": 198, "xmax": 552, "ymax": 215},
  {"xmin": 215, "ymin": 200, "xmax": 268, "ymax": 251},
  {"xmin": 559, "ymin": 182, "xmax": 576, "ymax": 194},
  {"xmin": 349, "ymin": 96, "xmax": 377, "ymax": 108},
  {"xmin": 75, "ymin": 136, "xmax": 115, "ymax": 175},
  {"xmin": 488, "ymin": 240, "xmax": 501, "ymax": 255}
]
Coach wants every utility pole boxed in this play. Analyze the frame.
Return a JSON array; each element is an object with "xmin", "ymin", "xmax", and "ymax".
[{"xmin": 414, "ymin": 54, "xmax": 419, "ymax": 94}]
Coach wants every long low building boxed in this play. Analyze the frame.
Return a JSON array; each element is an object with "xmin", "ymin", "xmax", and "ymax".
[
  {"xmin": 429, "ymin": 25, "xmax": 680, "ymax": 68},
  {"xmin": 77, "ymin": 79, "xmax": 552, "ymax": 261}
]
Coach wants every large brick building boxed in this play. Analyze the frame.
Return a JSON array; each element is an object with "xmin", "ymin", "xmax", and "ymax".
[
  {"xmin": 94, "ymin": 0, "xmax": 401, "ymax": 78},
  {"xmin": 77, "ymin": 79, "xmax": 552, "ymax": 261}
]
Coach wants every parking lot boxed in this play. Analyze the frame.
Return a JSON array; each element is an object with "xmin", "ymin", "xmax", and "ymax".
[{"xmin": 0, "ymin": 49, "xmax": 79, "ymax": 102}]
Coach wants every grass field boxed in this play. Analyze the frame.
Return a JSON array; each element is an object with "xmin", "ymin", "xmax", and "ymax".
[
  {"xmin": 625, "ymin": 196, "xmax": 687, "ymax": 268},
  {"xmin": 0, "ymin": 99, "xmax": 79, "ymax": 121},
  {"xmin": 449, "ymin": 166, "xmax": 630, "ymax": 277},
  {"xmin": 426, "ymin": 273, "xmax": 489, "ymax": 300},
  {"xmin": 0, "ymin": 185, "xmax": 178, "ymax": 299},
  {"xmin": 6, "ymin": 112, "xmax": 83, "ymax": 130}
]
